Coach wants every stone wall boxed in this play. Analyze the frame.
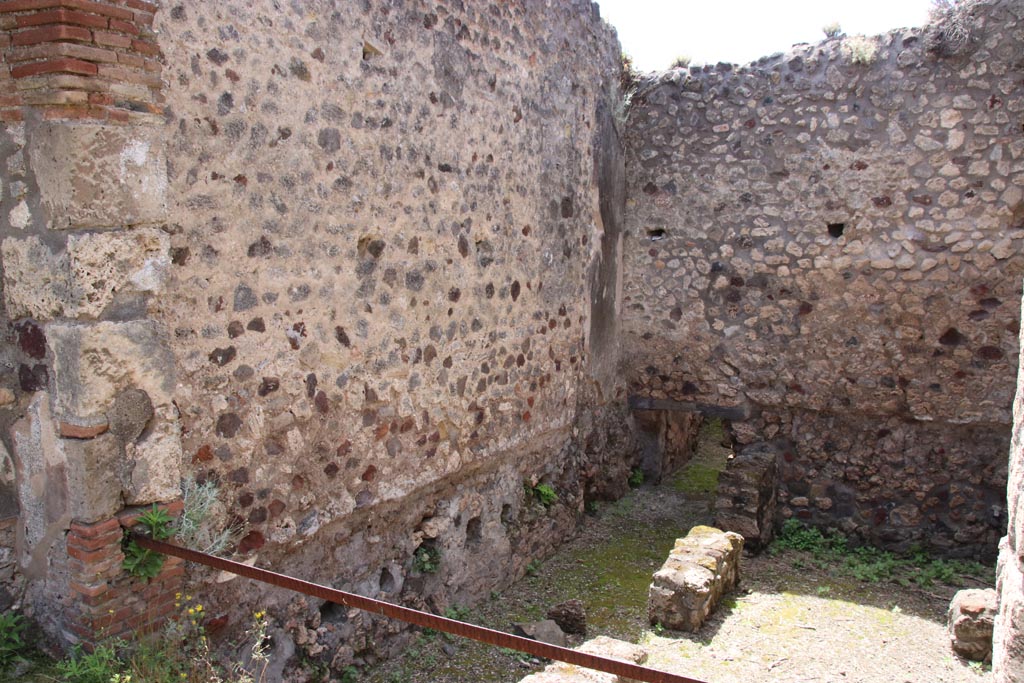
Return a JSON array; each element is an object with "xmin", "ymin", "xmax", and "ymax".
[
  {"xmin": 622, "ymin": 0, "xmax": 1024, "ymax": 557},
  {"xmin": 146, "ymin": 0, "xmax": 633, "ymax": 671},
  {"xmin": 995, "ymin": 297, "xmax": 1024, "ymax": 680}
]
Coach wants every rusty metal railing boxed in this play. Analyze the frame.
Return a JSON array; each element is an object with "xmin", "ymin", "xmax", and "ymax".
[{"xmin": 133, "ymin": 535, "xmax": 708, "ymax": 683}]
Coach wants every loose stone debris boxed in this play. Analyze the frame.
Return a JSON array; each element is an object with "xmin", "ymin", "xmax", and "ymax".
[{"xmin": 948, "ymin": 588, "xmax": 997, "ymax": 662}]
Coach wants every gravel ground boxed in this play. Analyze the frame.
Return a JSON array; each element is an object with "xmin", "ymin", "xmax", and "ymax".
[{"xmin": 365, "ymin": 426, "xmax": 993, "ymax": 683}]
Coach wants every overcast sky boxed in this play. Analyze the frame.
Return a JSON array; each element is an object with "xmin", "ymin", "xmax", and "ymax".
[{"xmin": 595, "ymin": 0, "xmax": 935, "ymax": 72}]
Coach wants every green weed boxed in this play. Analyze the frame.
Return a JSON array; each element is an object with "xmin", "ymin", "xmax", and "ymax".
[
  {"xmin": 532, "ymin": 484, "xmax": 558, "ymax": 507},
  {"xmin": 498, "ymin": 646, "xmax": 533, "ymax": 663},
  {"xmin": 444, "ymin": 604, "xmax": 472, "ymax": 621},
  {"xmin": 121, "ymin": 504, "xmax": 174, "ymax": 579},
  {"xmin": 57, "ymin": 644, "xmax": 125, "ymax": 683},
  {"xmin": 0, "ymin": 610, "xmax": 27, "ymax": 673},
  {"xmin": 772, "ymin": 519, "xmax": 992, "ymax": 588},
  {"xmin": 413, "ymin": 544, "xmax": 441, "ymax": 574},
  {"xmin": 628, "ymin": 468, "xmax": 644, "ymax": 488}
]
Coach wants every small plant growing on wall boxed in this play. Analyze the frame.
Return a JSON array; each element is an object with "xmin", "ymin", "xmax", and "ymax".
[
  {"xmin": 616, "ymin": 52, "xmax": 641, "ymax": 126},
  {"xmin": 628, "ymin": 467, "xmax": 645, "ymax": 488},
  {"xmin": 822, "ymin": 22, "xmax": 842, "ymax": 39},
  {"xmin": 842, "ymin": 35, "xmax": 878, "ymax": 65},
  {"xmin": 412, "ymin": 544, "xmax": 442, "ymax": 574},
  {"xmin": 670, "ymin": 55, "xmax": 691, "ymax": 69},
  {"xmin": 122, "ymin": 504, "xmax": 174, "ymax": 579},
  {"xmin": 176, "ymin": 477, "xmax": 242, "ymax": 555},
  {"xmin": 528, "ymin": 483, "xmax": 561, "ymax": 509},
  {"xmin": 928, "ymin": 0, "xmax": 977, "ymax": 56},
  {"xmin": 619, "ymin": 52, "xmax": 639, "ymax": 94}
]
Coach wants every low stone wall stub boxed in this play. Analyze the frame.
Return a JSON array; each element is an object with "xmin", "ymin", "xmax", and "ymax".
[
  {"xmin": 714, "ymin": 442, "xmax": 780, "ymax": 552},
  {"xmin": 647, "ymin": 525, "xmax": 743, "ymax": 632}
]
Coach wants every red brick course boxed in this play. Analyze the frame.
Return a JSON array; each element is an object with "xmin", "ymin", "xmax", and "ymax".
[
  {"xmin": 70, "ymin": 517, "xmax": 121, "ymax": 539},
  {"xmin": 10, "ymin": 55, "xmax": 96, "ymax": 77},
  {"xmin": 15, "ymin": 8, "xmax": 108, "ymax": 28},
  {"xmin": 59, "ymin": 420, "xmax": 110, "ymax": 439},
  {"xmin": 12, "ymin": 23, "xmax": 92, "ymax": 45},
  {"xmin": 0, "ymin": 1, "xmax": 134, "ymax": 22},
  {"xmin": 7, "ymin": 40, "xmax": 119, "ymax": 63}
]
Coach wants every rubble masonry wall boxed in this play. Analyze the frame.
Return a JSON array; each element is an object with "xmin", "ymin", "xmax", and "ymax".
[{"xmin": 621, "ymin": 0, "xmax": 1024, "ymax": 557}]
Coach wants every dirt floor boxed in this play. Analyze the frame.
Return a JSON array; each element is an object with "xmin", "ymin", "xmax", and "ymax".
[{"xmin": 366, "ymin": 423, "xmax": 994, "ymax": 683}]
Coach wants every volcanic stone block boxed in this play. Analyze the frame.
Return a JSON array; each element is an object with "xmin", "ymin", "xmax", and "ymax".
[
  {"xmin": 64, "ymin": 434, "xmax": 122, "ymax": 523},
  {"xmin": 648, "ymin": 525, "xmax": 743, "ymax": 632},
  {"xmin": 46, "ymin": 321, "xmax": 175, "ymax": 421},
  {"xmin": 514, "ymin": 619, "xmax": 567, "ymax": 648},
  {"xmin": 714, "ymin": 442, "xmax": 779, "ymax": 552},
  {"xmin": 517, "ymin": 635, "xmax": 648, "ymax": 683},
  {"xmin": 46, "ymin": 323, "xmax": 181, "ymax": 504},
  {"xmin": 548, "ymin": 599, "xmax": 587, "ymax": 635},
  {"xmin": 949, "ymin": 588, "xmax": 996, "ymax": 661},
  {"xmin": 10, "ymin": 394, "xmax": 68, "ymax": 551},
  {"xmin": 122, "ymin": 403, "xmax": 182, "ymax": 505},
  {"xmin": 67, "ymin": 228, "xmax": 171, "ymax": 318},
  {"xmin": 28, "ymin": 123, "xmax": 167, "ymax": 230},
  {"xmin": 1, "ymin": 235, "xmax": 70, "ymax": 320}
]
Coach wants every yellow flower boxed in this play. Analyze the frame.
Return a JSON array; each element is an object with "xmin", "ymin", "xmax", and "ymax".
[
  {"xmin": 187, "ymin": 607, "xmax": 195, "ymax": 615},
  {"xmin": 175, "ymin": 592, "xmax": 182, "ymax": 600},
  {"xmin": 195, "ymin": 604, "xmax": 203, "ymax": 612}
]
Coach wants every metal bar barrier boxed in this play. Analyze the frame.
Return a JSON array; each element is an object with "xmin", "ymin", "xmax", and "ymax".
[{"xmin": 132, "ymin": 535, "xmax": 709, "ymax": 683}]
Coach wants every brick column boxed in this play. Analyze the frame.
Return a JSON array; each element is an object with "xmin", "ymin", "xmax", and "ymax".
[
  {"xmin": 66, "ymin": 503, "xmax": 184, "ymax": 647},
  {"xmin": 1, "ymin": 0, "xmax": 182, "ymax": 648},
  {"xmin": 0, "ymin": 0, "xmax": 163, "ymax": 123}
]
